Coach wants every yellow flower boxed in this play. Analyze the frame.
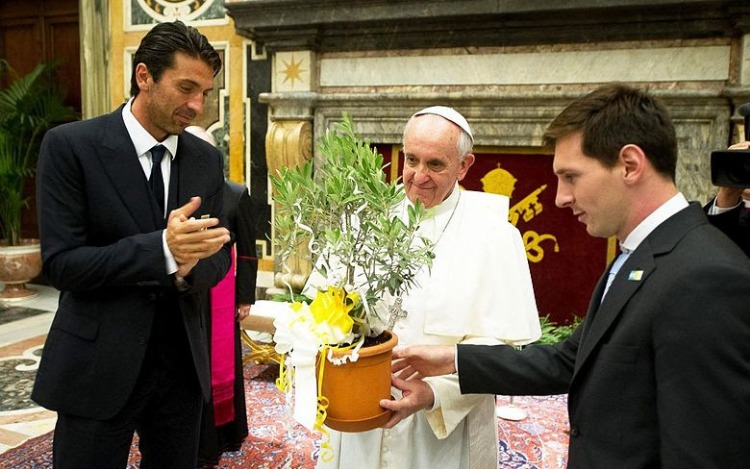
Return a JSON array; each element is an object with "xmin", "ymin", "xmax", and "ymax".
[{"xmin": 309, "ymin": 287, "xmax": 356, "ymax": 339}]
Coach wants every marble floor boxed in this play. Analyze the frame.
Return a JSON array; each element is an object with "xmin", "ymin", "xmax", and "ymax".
[{"xmin": 0, "ymin": 283, "xmax": 58, "ymax": 455}]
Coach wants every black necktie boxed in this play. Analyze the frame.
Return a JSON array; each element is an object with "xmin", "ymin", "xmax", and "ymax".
[{"xmin": 149, "ymin": 144, "xmax": 166, "ymax": 217}]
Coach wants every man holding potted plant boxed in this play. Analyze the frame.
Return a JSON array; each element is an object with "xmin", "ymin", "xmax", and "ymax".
[{"xmin": 318, "ymin": 107, "xmax": 542, "ymax": 469}]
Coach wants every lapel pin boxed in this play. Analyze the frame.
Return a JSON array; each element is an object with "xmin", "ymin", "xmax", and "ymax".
[{"xmin": 628, "ymin": 270, "xmax": 643, "ymax": 281}]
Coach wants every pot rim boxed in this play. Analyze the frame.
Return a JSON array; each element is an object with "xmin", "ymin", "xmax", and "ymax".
[
  {"xmin": 0, "ymin": 238, "xmax": 41, "ymax": 249},
  {"xmin": 326, "ymin": 329, "xmax": 398, "ymax": 359}
]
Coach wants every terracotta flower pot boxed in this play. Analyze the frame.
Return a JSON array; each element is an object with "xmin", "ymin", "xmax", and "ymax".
[
  {"xmin": 0, "ymin": 239, "xmax": 42, "ymax": 301},
  {"xmin": 320, "ymin": 330, "xmax": 398, "ymax": 432}
]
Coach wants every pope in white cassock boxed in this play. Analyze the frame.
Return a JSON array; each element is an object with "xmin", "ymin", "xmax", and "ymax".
[{"xmin": 316, "ymin": 106, "xmax": 542, "ymax": 469}]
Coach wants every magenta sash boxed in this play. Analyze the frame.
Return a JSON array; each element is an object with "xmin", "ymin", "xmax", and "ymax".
[{"xmin": 209, "ymin": 248, "xmax": 236, "ymax": 425}]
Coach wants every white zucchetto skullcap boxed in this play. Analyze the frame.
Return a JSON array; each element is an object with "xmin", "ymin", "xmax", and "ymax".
[{"xmin": 412, "ymin": 106, "xmax": 474, "ymax": 143}]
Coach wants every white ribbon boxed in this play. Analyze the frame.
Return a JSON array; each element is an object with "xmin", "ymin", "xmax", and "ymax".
[
  {"xmin": 273, "ymin": 302, "xmax": 361, "ymax": 430},
  {"xmin": 274, "ymin": 306, "xmax": 319, "ymax": 430}
]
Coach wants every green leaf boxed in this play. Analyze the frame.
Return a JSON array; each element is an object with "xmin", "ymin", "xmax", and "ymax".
[{"xmin": 0, "ymin": 59, "xmax": 78, "ymax": 245}]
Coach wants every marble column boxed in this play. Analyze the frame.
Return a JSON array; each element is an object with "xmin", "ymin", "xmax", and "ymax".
[
  {"xmin": 79, "ymin": 0, "xmax": 110, "ymax": 119},
  {"xmin": 733, "ymin": 33, "xmax": 750, "ymax": 142},
  {"xmin": 266, "ymin": 114, "xmax": 314, "ymax": 292},
  {"xmin": 263, "ymin": 50, "xmax": 317, "ymax": 291}
]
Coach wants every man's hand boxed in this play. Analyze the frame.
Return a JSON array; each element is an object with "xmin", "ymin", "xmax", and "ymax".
[
  {"xmin": 391, "ymin": 345, "xmax": 456, "ymax": 378},
  {"xmin": 237, "ymin": 303, "xmax": 251, "ymax": 322},
  {"xmin": 176, "ymin": 260, "xmax": 198, "ymax": 278},
  {"xmin": 166, "ymin": 197, "xmax": 230, "ymax": 271},
  {"xmin": 716, "ymin": 187, "xmax": 745, "ymax": 208},
  {"xmin": 379, "ymin": 374, "xmax": 435, "ymax": 428}
]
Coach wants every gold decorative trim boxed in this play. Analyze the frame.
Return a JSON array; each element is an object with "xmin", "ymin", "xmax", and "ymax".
[
  {"xmin": 266, "ymin": 120, "xmax": 314, "ymax": 290},
  {"xmin": 240, "ymin": 330, "xmax": 280, "ymax": 365}
]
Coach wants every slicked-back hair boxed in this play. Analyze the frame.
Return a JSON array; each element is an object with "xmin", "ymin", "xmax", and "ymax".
[
  {"xmin": 543, "ymin": 84, "xmax": 677, "ymax": 181},
  {"xmin": 129, "ymin": 20, "xmax": 221, "ymax": 97}
]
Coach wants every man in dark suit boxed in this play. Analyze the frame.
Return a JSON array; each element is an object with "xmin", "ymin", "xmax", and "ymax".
[
  {"xmin": 387, "ymin": 84, "xmax": 750, "ymax": 468},
  {"xmin": 31, "ymin": 21, "xmax": 231, "ymax": 468}
]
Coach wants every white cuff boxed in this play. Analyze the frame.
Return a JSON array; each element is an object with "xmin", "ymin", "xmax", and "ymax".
[
  {"xmin": 708, "ymin": 198, "xmax": 741, "ymax": 215},
  {"xmin": 425, "ymin": 381, "xmax": 440, "ymax": 411},
  {"xmin": 162, "ymin": 230, "xmax": 178, "ymax": 274}
]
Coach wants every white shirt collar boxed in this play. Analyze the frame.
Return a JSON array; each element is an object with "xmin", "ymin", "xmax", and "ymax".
[
  {"xmin": 621, "ymin": 192, "xmax": 689, "ymax": 252},
  {"xmin": 122, "ymin": 98, "xmax": 178, "ymax": 159}
]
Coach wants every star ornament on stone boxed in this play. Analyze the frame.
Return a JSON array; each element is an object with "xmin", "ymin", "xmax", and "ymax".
[{"xmin": 281, "ymin": 56, "xmax": 306, "ymax": 86}]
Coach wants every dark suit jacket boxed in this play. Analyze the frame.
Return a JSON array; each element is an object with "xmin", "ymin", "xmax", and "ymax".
[
  {"xmin": 458, "ymin": 203, "xmax": 750, "ymax": 468},
  {"xmin": 31, "ymin": 106, "xmax": 231, "ymax": 420},
  {"xmin": 704, "ymin": 197, "xmax": 750, "ymax": 257},
  {"xmin": 197, "ymin": 181, "xmax": 257, "ymax": 462},
  {"xmin": 223, "ymin": 181, "xmax": 257, "ymax": 305}
]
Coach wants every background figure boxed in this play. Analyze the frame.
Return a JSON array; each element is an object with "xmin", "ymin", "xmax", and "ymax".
[
  {"xmin": 704, "ymin": 140, "xmax": 750, "ymax": 257},
  {"xmin": 318, "ymin": 106, "xmax": 541, "ymax": 469},
  {"xmin": 185, "ymin": 126, "xmax": 258, "ymax": 466},
  {"xmin": 31, "ymin": 21, "xmax": 230, "ymax": 469},
  {"xmin": 391, "ymin": 85, "xmax": 750, "ymax": 468}
]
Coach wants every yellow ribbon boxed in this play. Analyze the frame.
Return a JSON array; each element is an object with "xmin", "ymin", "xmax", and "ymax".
[
  {"xmin": 315, "ymin": 345, "xmax": 333, "ymax": 462},
  {"xmin": 275, "ymin": 353, "xmax": 293, "ymax": 394}
]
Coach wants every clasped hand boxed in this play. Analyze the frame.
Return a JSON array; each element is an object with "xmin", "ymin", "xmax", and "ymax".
[{"xmin": 166, "ymin": 197, "xmax": 230, "ymax": 277}]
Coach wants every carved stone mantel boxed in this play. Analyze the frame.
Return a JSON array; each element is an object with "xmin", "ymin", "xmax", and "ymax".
[{"xmin": 226, "ymin": 0, "xmax": 750, "ymax": 53}]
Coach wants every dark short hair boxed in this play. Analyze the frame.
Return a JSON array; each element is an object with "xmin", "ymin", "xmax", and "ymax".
[
  {"xmin": 129, "ymin": 20, "xmax": 222, "ymax": 97},
  {"xmin": 543, "ymin": 84, "xmax": 677, "ymax": 181}
]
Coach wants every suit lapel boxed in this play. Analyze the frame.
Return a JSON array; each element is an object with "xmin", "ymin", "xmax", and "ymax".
[
  {"xmin": 574, "ymin": 248, "xmax": 654, "ymax": 375},
  {"xmin": 97, "ymin": 109, "xmax": 159, "ymax": 233},
  {"xmin": 175, "ymin": 135, "xmax": 210, "ymax": 210},
  {"xmin": 97, "ymin": 117, "xmax": 215, "ymax": 232},
  {"xmin": 572, "ymin": 203, "xmax": 707, "ymax": 377}
]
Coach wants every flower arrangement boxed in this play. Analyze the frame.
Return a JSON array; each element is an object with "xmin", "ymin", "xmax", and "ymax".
[{"xmin": 269, "ymin": 114, "xmax": 434, "ymax": 439}]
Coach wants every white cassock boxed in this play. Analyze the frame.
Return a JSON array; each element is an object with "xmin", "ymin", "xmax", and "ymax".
[{"xmin": 317, "ymin": 184, "xmax": 541, "ymax": 469}]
